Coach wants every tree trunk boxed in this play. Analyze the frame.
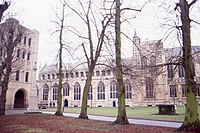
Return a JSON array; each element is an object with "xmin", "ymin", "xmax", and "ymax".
[
  {"xmin": 0, "ymin": 90, "xmax": 6, "ymax": 115},
  {"xmin": 177, "ymin": 0, "xmax": 200, "ymax": 131},
  {"xmin": 113, "ymin": 0, "xmax": 129, "ymax": 125},
  {"xmin": 78, "ymin": 69, "xmax": 93, "ymax": 119},
  {"xmin": 55, "ymin": 2, "xmax": 65, "ymax": 116}
]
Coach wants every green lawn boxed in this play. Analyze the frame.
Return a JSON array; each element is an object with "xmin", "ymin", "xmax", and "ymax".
[{"xmin": 42, "ymin": 105, "xmax": 200, "ymax": 122}]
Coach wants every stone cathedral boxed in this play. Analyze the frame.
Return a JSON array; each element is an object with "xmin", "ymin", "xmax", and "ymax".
[{"xmin": 37, "ymin": 31, "xmax": 200, "ymax": 108}]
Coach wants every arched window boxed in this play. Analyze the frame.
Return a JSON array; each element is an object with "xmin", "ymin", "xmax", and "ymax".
[
  {"xmin": 178, "ymin": 65, "xmax": 184, "ymax": 78},
  {"xmin": 17, "ymin": 49, "xmax": 20, "ymax": 58},
  {"xmin": 24, "ymin": 36, "xmax": 26, "ymax": 44},
  {"xmin": 96, "ymin": 70, "xmax": 100, "ymax": 76},
  {"xmin": 53, "ymin": 84, "xmax": 58, "ymax": 100},
  {"xmin": 107, "ymin": 70, "xmax": 111, "ymax": 76},
  {"xmin": 70, "ymin": 72, "xmax": 74, "ymax": 78},
  {"xmin": 80, "ymin": 72, "xmax": 84, "ymax": 77},
  {"xmin": 25, "ymin": 72, "xmax": 29, "ymax": 82},
  {"xmin": 125, "ymin": 80, "xmax": 132, "ymax": 99},
  {"xmin": 27, "ymin": 52, "xmax": 30, "ymax": 60},
  {"xmin": 28, "ymin": 38, "xmax": 31, "ymax": 46},
  {"xmin": 85, "ymin": 71, "xmax": 88, "ymax": 77},
  {"xmin": 169, "ymin": 85, "xmax": 177, "ymax": 98},
  {"xmin": 22, "ymin": 51, "xmax": 26, "ymax": 59},
  {"xmin": 141, "ymin": 56, "xmax": 148, "ymax": 70},
  {"xmin": 97, "ymin": 81, "xmax": 105, "ymax": 100},
  {"xmin": 75, "ymin": 72, "xmax": 79, "ymax": 78},
  {"xmin": 47, "ymin": 74, "xmax": 50, "ymax": 79},
  {"xmin": 88, "ymin": 86, "xmax": 92, "ymax": 100},
  {"xmin": 16, "ymin": 70, "xmax": 20, "ymax": 81},
  {"xmin": 66, "ymin": 73, "xmax": 69, "ymax": 78},
  {"xmin": 110, "ymin": 80, "xmax": 117, "ymax": 99},
  {"xmin": 150, "ymin": 56, "xmax": 156, "ymax": 71},
  {"xmin": 42, "ymin": 75, "xmax": 45, "ymax": 80},
  {"xmin": 167, "ymin": 64, "xmax": 174, "ymax": 79},
  {"xmin": 74, "ymin": 82, "xmax": 81, "ymax": 100},
  {"xmin": 146, "ymin": 78, "xmax": 154, "ymax": 98},
  {"xmin": 52, "ymin": 74, "xmax": 55, "ymax": 79},
  {"xmin": 43, "ymin": 84, "xmax": 49, "ymax": 100},
  {"xmin": 63, "ymin": 83, "xmax": 70, "ymax": 96},
  {"xmin": 102, "ymin": 70, "xmax": 106, "ymax": 76},
  {"xmin": 150, "ymin": 56, "xmax": 156, "ymax": 66}
]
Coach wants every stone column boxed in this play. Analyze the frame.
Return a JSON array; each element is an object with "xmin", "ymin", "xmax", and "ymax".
[{"xmin": 26, "ymin": 62, "xmax": 41, "ymax": 113}]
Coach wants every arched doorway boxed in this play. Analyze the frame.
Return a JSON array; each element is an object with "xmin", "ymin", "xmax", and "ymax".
[
  {"xmin": 113, "ymin": 101, "xmax": 116, "ymax": 107},
  {"xmin": 14, "ymin": 90, "xmax": 25, "ymax": 108},
  {"xmin": 64, "ymin": 99, "xmax": 68, "ymax": 107}
]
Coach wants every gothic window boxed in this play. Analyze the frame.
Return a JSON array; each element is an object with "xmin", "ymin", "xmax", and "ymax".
[
  {"xmin": 112, "ymin": 69, "xmax": 115, "ymax": 75},
  {"xmin": 52, "ymin": 74, "xmax": 55, "ymax": 79},
  {"xmin": 107, "ymin": 70, "xmax": 111, "ymax": 76},
  {"xmin": 27, "ymin": 52, "xmax": 30, "ymax": 60},
  {"xmin": 167, "ymin": 64, "xmax": 174, "ymax": 79},
  {"xmin": 182, "ymin": 84, "xmax": 186, "ymax": 97},
  {"xmin": 66, "ymin": 73, "xmax": 69, "ymax": 78},
  {"xmin": 169, "ymin": 85, "xmax": 177, "ymax": 97},
  {"xmin": 43, "ymin": 84, "xmax": 49, "ymax": 100},
  {"xmin": 28, "ymin": 38, "xmax": 31, "ymax": 46},
  {"xmin": 125, "ymin": 80, "xmax": 132, "ymax": 99},
  {"xmin": 88, "ymin": 86, "xmax": 92, "ymax": 100},
  {"xmin": 47, "ymin": 74, "xmax": 50, "ymax": 79},
  {"xmin": 63, "ymin": 83, "xmax": 70, "ymax": 96},
  {"xmin": 24, "ymin": 36, "xmax": 26, "ymax": 44},
  {"xmin": 102, "ymin": 70, "xmax": 106, "ymax": 76},
  {"xmin": 42, "ymin": 75, "xmax": 45, "ymax": 80},
  {"xmin": 150, "ymin": 56, "xmax": 156, "ymax": 71},
  {"xmin": 97, "ymin": 81, "xmax": 105, "ymax": 100},
  {"xmin": 96, "ymin": 70, "xmax": 100, "ymax": 76},
  {"xmin": 16, "ymin": 70, "xmax": 20, "ymax": 81},
  {"xmin": 146, "ymin": 78, "xmax": 154, "ymax": 98},
  {"xmin": 22, "ymin": 51, "xmax": 26, "ymax": 59},
  {"xmin": 141, "ymin": 56, "xmax": 148, "ymax": 70},
  {"xmin": 56, "ymin": 73, "xmax": 59, "ymax": 79},
  {"xmin": 74, "ymin": 82, "xmax": 81, "ymax": 100},
  {"xmin": 110, "ymin": 80, "xmax": 117, "ymax": 99},
  {"xmin": 53, "ymin": 84, "xmax": 58, "ymax": 100},
  {"xmin": 25, "ymin": 72, "xmax": 29, "ymax": 82},
  {"xmin": 150, "ymin": 56, "xmax": 156, "ymax": 66},
  {"xmin": 85, "ymin": 71, "xmax": 88, "ymax": 77},
  {"xmin": 178, "ymin": 65, "xmax": 184, "ymax": 78},
  {"xmin": 75, "ymin": 72, "xmax": 79, "ymax": 78},
  {"xmin": 17, "ymin": 49, "xmax": 20, "ymax": 58},
  {"xmin": 70, "ymin": 72, "xmax": 74, "ymax": 78},
  {"xmin": 80, "ymin": 72, "xmax": 84, "ymax": 77}
]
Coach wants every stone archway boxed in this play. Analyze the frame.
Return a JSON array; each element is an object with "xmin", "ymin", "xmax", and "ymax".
[{"xmin": 14, "ymin": 90, "xmax": 26, "ymax": 108}]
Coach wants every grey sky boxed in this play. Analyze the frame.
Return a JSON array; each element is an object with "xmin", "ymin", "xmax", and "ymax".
[{"xmin": 6, "ymin": 0, "xmax": 200, "ymax": 67}]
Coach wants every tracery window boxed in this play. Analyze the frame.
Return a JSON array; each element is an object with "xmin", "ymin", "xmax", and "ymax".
[
  {"xmin": 146, "ymin": 78, "xmax": 154, "ymax": 98},
  {"xmin": 125, "ymin": 80, "xmax": 132, "ymax": 99},
  {"xmin": 53, "ymin": 84, "xmax": 58, "ymax": 100},
  {"xmin": 97, "ymin": 81, "xmax": 105, "ymax": 100},
  {"xmin": 110, "ymin": 80, "xmax": 117, "ymax": 99},
  {"xmin": 43, "ymin": 84, "xmax": 49, "ymax": 100},
  {"xmin": 141, "ymin": 56, "xmax": 148, "ymax": 70},
  {"xmin": 63, "ymin": 83, "xmax": 70, "ymax": 96},
  {"xmin": 74, "ymin": 82, "xmax": 81, "ymax": 100}
]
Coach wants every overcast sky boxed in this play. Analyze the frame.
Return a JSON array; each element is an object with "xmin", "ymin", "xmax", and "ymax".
[{"xmin": 5, "ymin": 0, "xmax": 200, "ymax": 67}]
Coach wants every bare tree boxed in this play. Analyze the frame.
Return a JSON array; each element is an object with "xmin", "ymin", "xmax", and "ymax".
[
  {"xmin": 67, "ymin": 0, "xmax": 113, "ymax": 119},
  {"xmin": 51, "ymin": 0, "xmax": 68, "ymax": 116},
  {"xmin": 0, "ymin": 18, "xmax": 24, "ymax": 115},
  {"xmin": 113, "ymin": 0, "xmax": 129, "ymax": 125},
  {"xmin": 174, "ymin": 0, "xmax": 200, "ymax": 131}
]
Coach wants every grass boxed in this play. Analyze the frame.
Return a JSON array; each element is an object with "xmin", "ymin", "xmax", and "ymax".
[{"xmin": 42, "ymin": 105, "xmax": 200, "ymax": 122}]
